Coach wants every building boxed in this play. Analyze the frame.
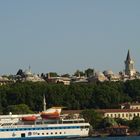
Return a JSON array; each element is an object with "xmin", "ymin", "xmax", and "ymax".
[
  {"xmin": 124, "ymin": 50, "xmax": 136, "ymax": 77},
  {"xmin": 0, "ymin": 76, "xmax": 14, "ymax": 85},
  {"xmin": 46, "ymin": 73, "xmax": 71, "ymax": 85},
  {"xmin": 98, "ymin": 109, "xmax": 140, "ymax": 120},
  {"xmin": 109, "ymin": 125, "xmax": 129, "ymax": 136},
  {"xmin": 103, "ymin": 70, "xmax": 120, "ymax": 82},
  {"xmin": 16, "ymin": 67, "xmax": 45, "ymax": 82},
  {"xmin": 88, "ymin": 71, "xmax": 108, "ymax": 82},
  {"xmin": 121, "ymin": 102, "xmax": 140, "ymax": 109}
]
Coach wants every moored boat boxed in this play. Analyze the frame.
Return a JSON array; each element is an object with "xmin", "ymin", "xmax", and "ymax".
[{"xmin": 22, "ymin": 115, "xmax": 37, "ymax": 121}]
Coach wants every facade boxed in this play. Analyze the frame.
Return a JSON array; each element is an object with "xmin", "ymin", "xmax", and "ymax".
[{"xmin": 98, "ymin": 109, "xmax": 140, "ymax": 120}]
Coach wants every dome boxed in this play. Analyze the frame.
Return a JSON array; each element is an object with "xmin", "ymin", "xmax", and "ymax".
[
  {"xmin": 95, "ymin": 71, "xmax": 105, "ymax": 77},
  {"xmin": 24, "ymin": 69, "xmax": 32, "ymax": 76},
  {"xmin": 104, "ymin": 70, "xmax": 114, "ymax": 76}
]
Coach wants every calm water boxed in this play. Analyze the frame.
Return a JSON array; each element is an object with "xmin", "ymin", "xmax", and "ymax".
[
  {"xmin": 30, "ymin": 136, "xmax": 140, "ymax": 140},
  {"xmin": 76, "ymin": 136, "xmax": 140, "ymax": 140}
]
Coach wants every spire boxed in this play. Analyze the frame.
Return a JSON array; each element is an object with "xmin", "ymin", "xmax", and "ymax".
[
  {"xmin": 126, "ymin": 50, "xmax": 131, "ymax": 61},
  {"xmin": 29, "ymin": 65, "xmax": 31, "ymax": 72},
  {"xmin": 43, "ymin": 94, "xmax": 46, "ymax": 111}
]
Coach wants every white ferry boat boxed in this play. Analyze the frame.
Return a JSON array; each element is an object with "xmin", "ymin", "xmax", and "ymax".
[{"xmin": 0, "ymin": 107, "xmax": 90, "ymax": 139}]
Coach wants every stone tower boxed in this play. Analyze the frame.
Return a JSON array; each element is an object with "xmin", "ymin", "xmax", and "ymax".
[{"xmin": 124, "ymin": 50, "xmax": 136, "ymax": 77}]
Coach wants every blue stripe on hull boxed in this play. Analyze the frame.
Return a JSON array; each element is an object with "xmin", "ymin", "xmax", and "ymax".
[{"xmin": 0, "ymin": 135, "xmax": 80, "ymax": 140}]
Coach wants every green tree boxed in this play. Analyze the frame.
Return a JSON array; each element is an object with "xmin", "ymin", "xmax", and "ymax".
[
  {"xmin": 99, "ymin": 117, "xmax": 117, "ymax": 129},
  {"xmin": 80, "ymin": 109, "xmax": 102, "ymax": 129},
  {"xmin": 85, "ymin": 68, "xmax": 94, "ymax": 77},
  {"xmin": 6, "ymin": 104, "xmax": 33, "ymax": 114},
  {"xmin": 74, "ymin": 70, "xmax": 85, "ymax": 77},
  {"xmin": 129, "ymin": 117, "xmax": 140, "ymax": 131}
]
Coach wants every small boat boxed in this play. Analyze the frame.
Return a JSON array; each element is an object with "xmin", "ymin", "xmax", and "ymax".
[
  {"xmin": 22, "ymin": 116, "xmax": 37, "ymax": 121},
  {"xmin": 41, "ymin": 107, "xmax": 61, "ymax": 119}
]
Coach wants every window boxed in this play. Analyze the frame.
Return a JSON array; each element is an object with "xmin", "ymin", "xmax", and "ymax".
[{"xmin": 28, "ymin": 132, "xmax": 32, "ymax": 136}]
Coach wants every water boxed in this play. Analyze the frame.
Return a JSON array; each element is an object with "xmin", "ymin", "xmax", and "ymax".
[
  {"xmin": 30, "ymin": 136, "xmax": 140, "ymax": 140},
  {"xmin": 77, "ymin": 136, "xmax": 140, "ymax": 140}
]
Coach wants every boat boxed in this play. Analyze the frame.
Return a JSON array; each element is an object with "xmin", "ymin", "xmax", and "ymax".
[
  {"xmin": 40, "ymin": 107, "xmax": 61, "ymax": 119},
  {"xmin": 0, "ymin": 107, "xmax": 90, "ymax": 139},
  {"xmin": 22, "ymin": 116, "xmax": 37, "ymax": 121}
]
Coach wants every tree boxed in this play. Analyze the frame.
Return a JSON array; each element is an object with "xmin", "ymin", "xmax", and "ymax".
[
  {"xmin": 61, "ymin": 74, "xmax": 70, "ymax": 77},
  {"xmin": 6, "ymin": 104, "xmax": 33, "ymax": 114},
  {"xmin": 74, "ymin": 70, "xmax": 85, "ymax": 77},
  {"xmin": 129, "ymin": 117, "xmax": 140, "ymax": 131},
  {"xmin": 47, "ymin": 72, "xmax": 59, "ymax": 77},
  {"xmin": 99, "ymin": 117, "xmax": 117, "ymax": 129},
  {"xmin": 80, "ymin": 109, "xmax": 102, "ymax": 129},
  {"xmin": 85, "ymin": 68, "xmax": 95, "ymax": 77}
]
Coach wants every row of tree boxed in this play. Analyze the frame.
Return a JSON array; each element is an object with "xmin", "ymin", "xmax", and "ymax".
[{"xmin": 0, "ymin": 79, "xmax": 140, "ymax": 114}]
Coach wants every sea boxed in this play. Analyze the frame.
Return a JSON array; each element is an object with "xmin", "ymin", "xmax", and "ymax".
[
  {"xmin": 74, "ymin": 136, "xmax": 140, "ymax": 140},
  {"xmin": 31, "ymin": 136, "xmax": 140, "ymax": 140}
]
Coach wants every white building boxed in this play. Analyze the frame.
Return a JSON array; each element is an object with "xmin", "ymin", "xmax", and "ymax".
[
  {"xmin": 22, "ymin": 67, "xmax": 45, "ymax": 82},
  {"xmin": 98, "ymin": 109, "xmax": 140, "ymax": 120}
]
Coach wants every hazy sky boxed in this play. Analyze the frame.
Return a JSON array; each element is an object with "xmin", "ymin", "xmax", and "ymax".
[{"xmin": 0, "ymin": 0, "xmax": 140, "ymax": 75}]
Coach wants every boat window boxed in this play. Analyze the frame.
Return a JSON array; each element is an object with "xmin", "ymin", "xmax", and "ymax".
[
  {"xmin": 28, "ymin": 132, "xmax": 32, "ymax": 136},
  {"xmin": 36, "ymin": 122, "xmax": 42, "ymax": 124},
  {"xmin": 63, "ymin": 121, "xmax": 73, "ymax": 124},
  {"xmin": 21, "ymin": 133, "xmax": 25, "ymax": 137}
]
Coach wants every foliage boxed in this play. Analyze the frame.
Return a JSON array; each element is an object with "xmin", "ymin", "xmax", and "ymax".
[
  {"xmin": 74, "ymin": 70, "xmax": 85, "ymax": 77},
  {"xmin": 48, "ymin": 72, "xmax": 59, "ymax": 77},
  {"xmin": 0, "ymin": 80, "xmax": 140, "ymax": 114},
  {"xmin": 99, "ymin": 117, "xmax": 117, "ymax": 129},
  {"xmin": 85, "ymin": 68, "xmax": 94, "ymax": 77},
  {"xmin": 129, "ymin": 117, "xmax": 140, "ymax": 130},
  {"xmin": 80, "ymin": 109, "xmax": 102, "ymax": 129},
  {"xmin": 5, "ymin": 104, "xmax": 33, "ymax": 114}
]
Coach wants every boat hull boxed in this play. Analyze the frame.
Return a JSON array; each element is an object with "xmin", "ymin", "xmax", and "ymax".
[{"xmin": 0, "ymin": 124, "xmax": 89, "ymax": 140}]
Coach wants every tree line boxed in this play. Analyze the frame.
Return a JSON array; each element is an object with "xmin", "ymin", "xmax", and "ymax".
[{"xmin": 0, "ymin": 79, "xmax": 140, "ymax": 114}]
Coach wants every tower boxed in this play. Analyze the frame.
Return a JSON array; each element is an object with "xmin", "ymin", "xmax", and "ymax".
[{"xmin": 124, "ymin": 50, "xmax": 136, "ymax": 77}]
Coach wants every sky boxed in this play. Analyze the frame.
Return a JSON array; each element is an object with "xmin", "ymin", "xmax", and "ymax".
[{"xmin": 0, "ymin": 0, "xmax": 140, "ymax": 75}]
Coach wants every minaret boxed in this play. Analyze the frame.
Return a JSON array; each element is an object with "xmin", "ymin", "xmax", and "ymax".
[
  {"xmin": 124, "ymin": 50, "xmax": 136, "ymax": 77},
  {"xmin": 43, "ymin": 94, "xmax": 46, "ymax": 111}
]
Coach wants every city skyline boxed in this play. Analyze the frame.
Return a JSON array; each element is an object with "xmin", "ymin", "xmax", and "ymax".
[{"xmin": 0, "ymin": 0, "xmax": 140, "ymax": 75}]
